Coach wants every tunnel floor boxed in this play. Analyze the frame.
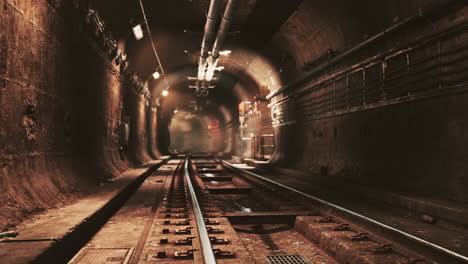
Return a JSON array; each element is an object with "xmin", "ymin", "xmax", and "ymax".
[{"xmin": 0, "ymin": 155, "xmax": 466, "ymax": 264}]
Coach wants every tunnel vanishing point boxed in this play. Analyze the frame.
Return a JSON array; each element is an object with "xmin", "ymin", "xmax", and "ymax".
[{"xmin": 0, "ymin": 1, "xmax": 467, "ymax": 264}]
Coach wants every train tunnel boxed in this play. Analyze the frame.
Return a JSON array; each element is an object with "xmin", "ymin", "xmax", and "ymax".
[{"xmin": 0, "ymin": 0, "xmax": 467, "ymax": 263}]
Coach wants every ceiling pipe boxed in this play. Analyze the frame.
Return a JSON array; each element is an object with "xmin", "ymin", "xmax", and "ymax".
[
  {"xmin": 197, "ymin": 0, "xmax": 222, "ymax": 81},
  {"xmin": 205, "ymin": 0, "xmax": 237, "ymax": 82}
]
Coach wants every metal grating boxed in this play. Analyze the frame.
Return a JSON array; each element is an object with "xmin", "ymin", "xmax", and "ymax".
[
  {"xmin": 266, "ymin": 254, "xmax": 313, "ymax": 264},
  {"xmin": 68, "ymin": 248, "xmax": 133, "ymax": 264}
]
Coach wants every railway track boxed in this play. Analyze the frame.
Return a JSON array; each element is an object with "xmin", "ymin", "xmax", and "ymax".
[{"xmin": 64, "ymin": 155, "xmax": 467, "ymax": 264}]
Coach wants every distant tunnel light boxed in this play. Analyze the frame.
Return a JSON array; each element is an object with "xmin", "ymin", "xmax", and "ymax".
[
  {"xmin": 215, "ymin": 66, "xmax": 224, "ymax": 71},
  {"xmin": 152, "ymin": 71, "xmax": 160, "ymax": 80},
  {"xmin": 132, "ymin": 24, "xmax": 144, "ymax": 40},
  {"xmin": 219, "ymin": 50, "xmax": 231, "ymax": 56},
  {"xmin": 161, "ymin": 90, "xmax": 169, "ymax": 97}
]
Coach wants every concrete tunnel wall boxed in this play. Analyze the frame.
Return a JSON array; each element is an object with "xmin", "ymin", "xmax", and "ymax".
[
  {"xmin": 126, "ymin": 88, "xmax": 153, "ymax": 164},
  {"xmin": 257, "ymin": 0, "xmax": 468, "ymax": 202},
  {"xmin": 0, "ymin": 0, "xmax": 156, "ymax": 230}
]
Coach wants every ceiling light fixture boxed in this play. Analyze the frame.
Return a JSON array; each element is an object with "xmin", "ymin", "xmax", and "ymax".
[
  {"xmin": 132, "ymin": 24, "xmax": 144, "ymax": 40},
  {"xmin": 152, "ymin": 71, "xmax": 160, "ymax": 79},
  {"xmin": 219, "ymin": 50, "xmax": 231, "ymax": 56}
]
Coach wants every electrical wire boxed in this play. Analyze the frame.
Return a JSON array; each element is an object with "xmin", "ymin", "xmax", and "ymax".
[{"xmin": 138, "ymin": 0, "xmax": 171, "ymax": 90}]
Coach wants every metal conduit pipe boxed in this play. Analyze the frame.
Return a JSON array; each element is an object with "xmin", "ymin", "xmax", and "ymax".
[
  {"xmin": 197, "ymin": 0, "xmax": 222, "ymax": 81},
  {"xmin": 205, "ymin": 0, "xmax": 237, "ymax": 81},
  {"xmin": 265, "ymin": 0, "xmax": 464, "ymax": 100},
  {"xmin": 265, "ymin": 12, "xmax": 423, "ymax": 100}
]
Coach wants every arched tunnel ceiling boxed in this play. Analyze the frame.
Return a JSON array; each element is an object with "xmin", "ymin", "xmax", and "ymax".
[
  {"xmin": 91, "ymin": 0, "xmax": 304, "ymax": 95},
  {"xmin": 91, "ymin": 0, "xmax": 447, "ymax": 114},
  {"xmin": 148, "ymin": 47, "xmax": 284, "ymax": 126},
  {"xmin": 93, "ymin": 0, "xmax": 304, "ymax": 44}
]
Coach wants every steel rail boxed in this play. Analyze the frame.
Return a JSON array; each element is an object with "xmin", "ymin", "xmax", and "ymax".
[
  {"xmin": 184, "ymin": 159, "xmax": 217, "ymax": 264},
  {"xmin": 222, "ymin": 160, "xmax": 468, "ymax": 264}
]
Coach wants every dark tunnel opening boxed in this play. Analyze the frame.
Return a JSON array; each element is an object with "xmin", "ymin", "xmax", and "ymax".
[{"xmin": 0, "ymin": 0, "xmax": 467, "ymax": 263}]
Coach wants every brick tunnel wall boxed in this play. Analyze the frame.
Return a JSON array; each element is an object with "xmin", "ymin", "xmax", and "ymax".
[
  {"xmin": 71, "ymin": 24, "xmax": 131, "ymax": 178},
  {"xmin": 0, "ymin": 0, "xmax": 153, "ymax": 230},
  {"xmin": 264, "ymin": 0, "xmax": 468, "ymax": 202}
]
